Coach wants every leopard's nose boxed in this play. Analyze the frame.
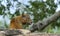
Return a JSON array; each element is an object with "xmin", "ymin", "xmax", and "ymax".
[
  {"xmin": 29, "ymin": 22, "xmax": 32, "ymax": 25},
  {"xmin": 31, "ymin": 22, "xmax": 32, "ymax": 24}
]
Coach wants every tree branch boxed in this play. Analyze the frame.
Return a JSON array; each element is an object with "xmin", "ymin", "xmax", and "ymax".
[
  {"xmin": 29, "ymin": 11, "xmax": 60, "ymax": 32},
  {"xmin": 0, "ymin": 31, "xmax": 60, "ymax": 36}
]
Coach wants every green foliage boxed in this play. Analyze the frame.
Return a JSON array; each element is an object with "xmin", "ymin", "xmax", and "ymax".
[
  {"xmin": 0, "ymin": 5, "xmax": 5, "ymax": 15},
  {"xmin": 4, "ymin": 24, "xmax": 9, "ymax": 28}
]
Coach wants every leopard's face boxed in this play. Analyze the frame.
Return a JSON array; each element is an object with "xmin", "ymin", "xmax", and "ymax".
[{"xmin": 21, "ymin": 14, "xmax": 32, "ymax": 25}]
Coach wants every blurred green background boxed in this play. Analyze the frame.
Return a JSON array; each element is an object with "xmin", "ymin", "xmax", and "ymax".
[{"xmin": 0, "ymin": 0, "xmax": 60, "ymax": 33}]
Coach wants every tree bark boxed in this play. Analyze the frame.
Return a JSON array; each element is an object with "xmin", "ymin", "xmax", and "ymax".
[{"xmin": 0, "ymin": 31, "xmax": 60, "ymax": 36}]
